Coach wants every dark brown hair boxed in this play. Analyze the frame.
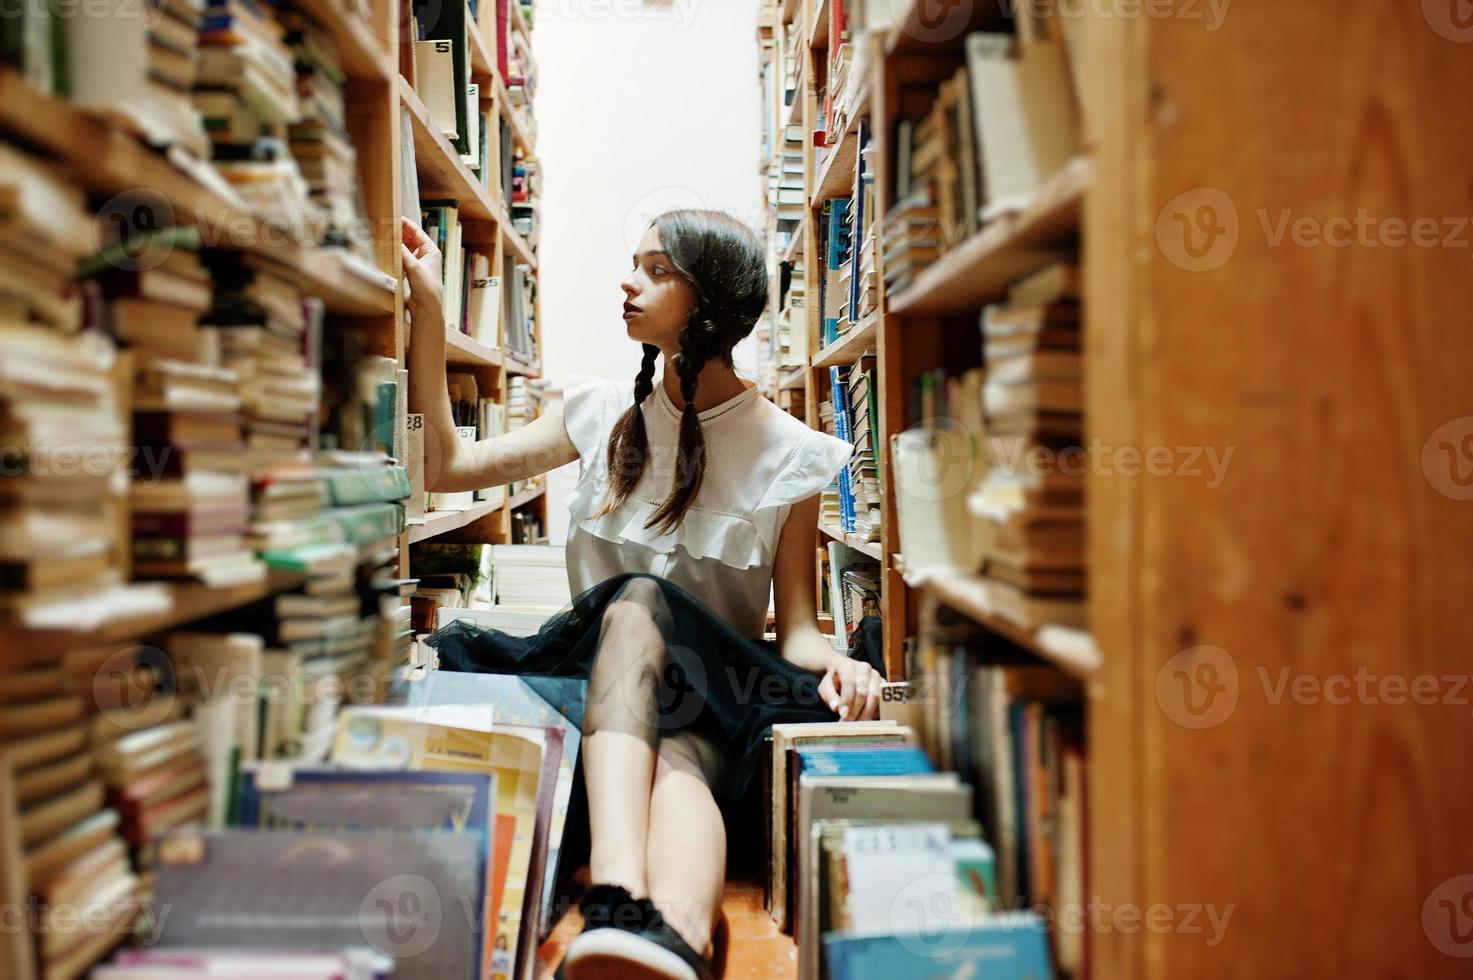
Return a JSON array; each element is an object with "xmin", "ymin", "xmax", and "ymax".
[{"xmin": 593, "ymin": 209, "xmax": 767, "ymax": 535}]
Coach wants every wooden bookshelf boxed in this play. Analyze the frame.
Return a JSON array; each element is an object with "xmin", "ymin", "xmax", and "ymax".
[
  {"xmin": 0, "ymin": 0, "xmax": 544, "ymax": 971},
  {"xmin": 0, "ymin": 571, "xmax": 308, "ymax": 671},
  {"xmin": 764, "ymin": 1, "xmax": 1473, "ymax": 975}
]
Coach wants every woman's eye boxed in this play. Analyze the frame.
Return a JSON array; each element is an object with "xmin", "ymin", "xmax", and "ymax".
[{"xmin": 652, "ymin": 266, "xmax": 667, "ymax": 276}]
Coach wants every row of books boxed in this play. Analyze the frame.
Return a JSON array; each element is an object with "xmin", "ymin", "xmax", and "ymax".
[
  {"xmin": 819, "ymin": 541, "xmax": 880, "ymax": 654},
  {"xmin": 763, "ymin": 720, "xmax": 1054, "ymax": 980},
  {"xmin": 893, "ymin": 260, "xmax": 1085, "ymax": 633},
  {"xmin": 818, "ymin": 357, "xmax": 880, "ymax": 542},
  {"xmin": 411, "ymin": 198, "xmax": 538, "ymax": 361},
  {"xmin": 884, "ymin": 13, "xmax": 1082, "ymax": 295},
  {"xmin": 905, "ymin": 591, "xmax": 1089, "ymax": 976},
  {"xmin": 0, "ymin": 545, "xmax": 409, "ymax": 979},
  {"xmin": 406, "ymin": 0, "xmax": 542, "ymax": 249},
  {"xmin": 814, "ymin": 125, "xmax": 877, "ymax": 350},
  {"xmin": 74, "ymin": 670, "xmax": 584, "ymax": 980}
]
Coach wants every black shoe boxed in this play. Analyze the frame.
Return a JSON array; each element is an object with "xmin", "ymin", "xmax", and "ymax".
[
  {"xmin": 555, "ymin": 883, "xmax": 658, "ymax": 980},
  {"xmin": 562, "ymin": 898, "xmax": 713, "ymax": 980}
]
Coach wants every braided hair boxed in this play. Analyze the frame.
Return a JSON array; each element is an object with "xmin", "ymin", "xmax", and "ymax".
[{"xmin": 593, "ymin": 209, "xmax": 767, "ymax": 536}]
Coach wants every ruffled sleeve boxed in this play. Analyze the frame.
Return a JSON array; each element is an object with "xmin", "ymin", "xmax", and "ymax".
[
  {"xmin": 754, "ymin": 429, "xmax": 855, "ymax": 554},
  {"xmin": 561, "ymin": 372, "xmax": 620, "ymax": 467}
]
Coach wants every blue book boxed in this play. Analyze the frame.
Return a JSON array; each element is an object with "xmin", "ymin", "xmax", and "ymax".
[
  {"xmin": 796, "ymin": 743, "xmax": 933, "ymax": 779},
  {"xmin": 830, "ymin": 365, "xmax": 856, "ymax": 530},
  {"xmin": 823, "ymin": 913, "xmax": 1053, "ymax": 980}
]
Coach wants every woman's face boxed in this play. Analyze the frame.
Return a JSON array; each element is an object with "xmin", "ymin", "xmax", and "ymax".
[{"xmin": 621, "ymin": 224, "xmax": 694, "ymax": 352}]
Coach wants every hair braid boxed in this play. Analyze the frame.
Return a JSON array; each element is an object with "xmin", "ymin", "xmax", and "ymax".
[{"xmin": 592, "ymin": 343, "xmax": 661, "ymax": 519}]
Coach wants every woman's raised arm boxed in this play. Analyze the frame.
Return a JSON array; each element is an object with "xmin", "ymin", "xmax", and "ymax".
[{"xmin": 402, "ymin": 217, "xmax": 579, "ymax": 494}]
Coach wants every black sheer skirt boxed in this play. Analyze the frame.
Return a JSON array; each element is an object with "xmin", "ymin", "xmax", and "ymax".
[{"xmin": 424, "ymin": 571, "xmax": 837, "ymax": 801}]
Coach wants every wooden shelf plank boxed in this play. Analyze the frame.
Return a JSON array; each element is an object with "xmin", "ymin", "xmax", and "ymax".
[
  {"xmin": 292, "ymin": 0, "xmax": 393, "ymax": 80},
  {"xmin": 508, "ymin": 483, "xmax": 545, "ymax": 509},
  {"xmin": 783, "ymin": 215, "xmax": 806, "ymax": 264},
  {"xmin": 400, "ymin": 75, "xmax": 497, "ymax": 221},
  {"xmin": 814, "ymin": 119, "xmax": 857, "ymax": 201},
  {"xmin": 808, "ymin": 0, "xmax": 830, "ymax": 48},
  {"xmin": 405, "ymin": 500, "xmax": 504, "ymax": 543},
  {"xmin": 909, "ymin": 569, "xmax": 1099, "ymax": 679},
  {"xmin": 811, "ymin": 311, "xmax": 878, "ymax": 369},
  {"xmin": 779, "ymin": 365, "xmax": 807, "ymax": 390},
  {"xmin": 887, "ymin": 157, "xmax": 1089, "ymax": 316},
  {"xmin": 0, "ymin": 70, "xmax": 394, "ymax": 317},
  {"xmin": 820, "ymin": 522, "xmax": 883, "ymax": 562},
  {"xmin": 0, "ymin": 570, "xmax": 308, "ymax": 668},
  {"xmin": 445, "ymin": 328, "xmax": 504, "ymax": 369}
]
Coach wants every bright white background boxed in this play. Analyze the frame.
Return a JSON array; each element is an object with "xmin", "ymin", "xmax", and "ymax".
[{"xmin": 529, "ymin": 0, "xmax": 766, "ymax": 545}]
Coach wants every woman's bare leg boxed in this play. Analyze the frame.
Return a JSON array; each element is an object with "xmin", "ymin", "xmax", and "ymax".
[
  {"xmin": 583, "ymin": 578, "xmax": 676, "ymax": 898},
  {"xmin": 644, "ymin": 730, "xmax": 727, "ymax": 958}
]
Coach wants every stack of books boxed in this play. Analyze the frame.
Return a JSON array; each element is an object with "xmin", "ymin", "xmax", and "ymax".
[
  {"xmin": 3, "ymin": 659, "xmax": 145, "ymax": 976},
  {"xmin": 0, "ymin": 150, "xmax": 132, "ymax": 615},
  {"xmin": 147, "ymin": 0, "xmax": 211, "ymax": 152},
  {"xmin": 197, "ymin": 0, "xmax": 315, "ymax": 234},
  {"xmin": 772, "ymin": 123, "xmax": 805, "ymax": 226},
  {"xmin": 87, "ymin": 227, "xmax": 213, "ymax": 362},
  {"xmin": 776, "ymin": 255, "xmax": 807, "ymax": 372},
  {"xmin": 129, "ymin": 358, "xmax": 263, "ymax": 586},
  {"xmin": 510, "ymin": 151, "xmax": 540, "ymax": 247},
  {"xmin": 821, "ymin": 541, "xmax": 879, "ymax": 654},
  {"xmin": 816, "ymin": 0, "xmax": 851, "ymax": 148},
  {"xmin": 973, "ymin": 261, "xmax": 1084, "ymax": 630},
  {"xmin": 765, "ymin": 722, "xmax": 1050, "ymax": 979},
  {"xmin": 881, "ymin": 113, "xmax": 943, "ymax": 297},
  {"xmin": 281, "ymin": 7, "xmax": 374, "ymax": 262},
  {"xmin": 421, "ymin": 201, "xmax": 467, "ymax": 335},
  {"xmin": 197, "ymin": 0, "xmax": 301, "ymax": 128},
  {"xmin": 94, "ymin": 717, "xmax": 211, "ymax": 864},
  {"xmin": 488, "ymin": 543, "xmax": 568, "ymax": 609},
  {"xmin": 203, "ymin": 253, "xmax": 317, "ymax": 471}
]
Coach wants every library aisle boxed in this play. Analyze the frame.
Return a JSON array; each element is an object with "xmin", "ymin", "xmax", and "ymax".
[{"xmin": 1, "ymin": 1, "xmax": 1469, "ymax": 979}]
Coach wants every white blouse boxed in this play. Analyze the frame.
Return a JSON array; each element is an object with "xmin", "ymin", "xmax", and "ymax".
[{"xmin": 558, "ymin": 372, "xmax": 854, "ymax": 639}]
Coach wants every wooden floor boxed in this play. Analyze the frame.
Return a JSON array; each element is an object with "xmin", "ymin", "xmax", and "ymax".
[{"xmin": 536, "ymin": 877, "xmax": 798, "ymax": 979}]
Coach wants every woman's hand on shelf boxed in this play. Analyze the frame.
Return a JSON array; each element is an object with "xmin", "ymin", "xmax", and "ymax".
[
  {"xmin": 818, "ymin": 653, "xmax": 882, "ymax": 722},
  {"xmin": 401, "ymin": 216, "xmax": 444, "ymax": 314}
]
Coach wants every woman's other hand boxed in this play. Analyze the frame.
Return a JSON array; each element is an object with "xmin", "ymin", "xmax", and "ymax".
[{"xmin": 818, "ymin": 655, "xmax": 882, "ymax": 721}]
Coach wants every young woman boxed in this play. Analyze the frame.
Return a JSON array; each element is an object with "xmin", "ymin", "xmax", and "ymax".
[{"xmin": 402, "ymin": 209, "xmax": 883, "ymax": 980}]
